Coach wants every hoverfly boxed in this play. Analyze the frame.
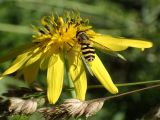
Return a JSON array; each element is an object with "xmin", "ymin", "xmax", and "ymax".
[
  {"xmin": 75, "ymin": 31, "xmax": 126, "ymax": 76},
  {"xmin": 76, "ymin": 31, "xmax": 95, "ymax": 62},
  {"xmin": 76, "ymin": 31, "xmax": 126, "ymax": 61}
]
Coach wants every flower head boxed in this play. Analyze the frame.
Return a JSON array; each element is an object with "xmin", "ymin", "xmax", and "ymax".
[{"xmin": 1, "ymin": 12, "xmax": 153, "ymax": 104}]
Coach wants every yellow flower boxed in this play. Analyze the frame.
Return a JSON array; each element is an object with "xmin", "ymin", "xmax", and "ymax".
[{"xmin": 1, "ymin": 12, "xmax": 153, "ymax": 104}]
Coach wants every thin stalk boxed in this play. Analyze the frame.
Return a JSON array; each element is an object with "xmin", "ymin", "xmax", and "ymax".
[
  {"xmin": 64, "ymin": 50, "xmax": 80, "ymax": 120},
  {"xmin": 65, "ymin": 80, "xmax": 160, "ymax": 91},
  {"xmin": 91, "ymin": 84, "xmax": 160, "ymax": 102},
  {"xmin": 67, "ymin": 74, "xmax": 76, "ymax": 98},
  {"xmin": 88, "ymin": 79, "xmax": 160, "ymax": 89}
]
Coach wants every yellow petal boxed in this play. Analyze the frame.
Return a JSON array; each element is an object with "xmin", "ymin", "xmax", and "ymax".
[
  {"xmin": 23, "ymin": 61, "xmax": 40, "ymax": 83},
  {"xmin": 92, "ymin": 35, "xmax": 153, "ymax": 51},
  {"xmin": 117, "ymin": 38, "xmax": 153, "ymax": 49},
  {"xmin": 89, "ymin": 54, "xmax": 118, "ymax": 94},
  {"xmin": 40, "ymin": 56, "xmax": 50, "ymax": 70},
  {"xmin": 40, "ymin": 51, "xmax": 51, "ymax": 70},
  {"xmin": 25, "ymin": 50, "xmax": 42, "ymax": 67},
  {"xmin": 68, "ymin": 51, "xmax": 87, "ymax": 100},
  {"xmin": 0, "ymin": 43, "xmax": 33, "ymax": 64},
  {"xmin": 2, "ymin": 50, "xmax": 32, "ymax": 76},
  {"xmin": 47, "ymin": 52, "xmax": 64, "ymax": 104}
]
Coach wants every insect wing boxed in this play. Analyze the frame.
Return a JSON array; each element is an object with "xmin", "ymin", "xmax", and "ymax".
[
  {"xmin": 89, "ymin": 39, "xmax": 126, "ymax": 61},
  {"xmin": 81, "ymin": 56, "xmax": 94, "ymax": 76}
]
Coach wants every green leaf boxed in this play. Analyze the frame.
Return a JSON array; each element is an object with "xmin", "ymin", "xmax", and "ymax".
[
  {"xmin": 7, "ymin": 115, "xmax": 29, "ymax": 120},
  {"xmin": 7, "ymin": 112, "xmax": 45, "ymax": 120}
]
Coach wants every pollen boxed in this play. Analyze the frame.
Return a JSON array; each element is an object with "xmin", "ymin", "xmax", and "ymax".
[{"xmin": 32, "ymin": 14, "xmax": 93, "ymax": 52}]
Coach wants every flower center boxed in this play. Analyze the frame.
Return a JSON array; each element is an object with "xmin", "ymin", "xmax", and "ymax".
[{"xmin": 32, "ymin": 14, "xmax": 93, "ymax": 52}]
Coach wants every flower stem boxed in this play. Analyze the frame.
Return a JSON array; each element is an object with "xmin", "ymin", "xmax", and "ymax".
[
  {"xmin": 67, "ymin": 73, "xmax": 76, "ymax": 98},
  {"xmin": 63, "ymin": 49, "xmax": 76, "ymax": 98},
  {"xmin": 88, "ymin": 79, "xmax": 160, "ymax": 89},
  {"xmin": 91, "ymin": 83, "xmax": 160, "ymax": 102},
  {"xmin": 67, "ymin": 74, "xmax": 81, "ymax": 120},
  {"xmin": 64, "ymin": 51, "xmax": 81, "ymax": 120}
]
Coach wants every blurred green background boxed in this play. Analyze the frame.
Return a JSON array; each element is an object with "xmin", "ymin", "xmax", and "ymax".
[{"xmin": 0, "ymin": 0, "xmax": 160, "ymax": 120}]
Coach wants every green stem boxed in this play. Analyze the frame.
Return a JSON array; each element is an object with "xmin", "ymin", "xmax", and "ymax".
[
  {"xmin": 63, "ymin": 49, "xmax": 76, "ymax": 98},
  {"xmin": 67, "ymin": 73, "xmax": 76, "ymax": 98},
  {"xmin": 64, "ymin": 80, "xmax": 160, "ymax": 91},
  {"xmin": 63, "ymin": 49, "xmax": 80, "ymax": 120},
  {"xmin": 96, "ymin": 83, "xmax": 160, "ymax": 102},
  {"xmin": 88, "ymin": 79, "xmax": 160, "ymax": 89},
  {"xmin": 67, "ymin": 80, "xmax": 81, "ymax": 120}
]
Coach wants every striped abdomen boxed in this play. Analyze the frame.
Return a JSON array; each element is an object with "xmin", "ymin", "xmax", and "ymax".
[{"xmin": 81, "ymin": 43, "xmax": 95, "ymax": 62}]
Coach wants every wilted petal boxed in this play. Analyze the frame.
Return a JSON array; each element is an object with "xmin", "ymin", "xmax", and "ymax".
[
  {"xmin": 92, "ymin": 35, "xmax": 153, "ymax": 51},
  {"xmin": 68, "ymin": 51, "xmax": 87, "ymax": 100},
  {"xmin": 89, "ymin": 54, "xmax": 118, "ymax": 94},
  {"xmin": 47, "ymin": 52, "xmax": 64, "ymax": 104}
]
